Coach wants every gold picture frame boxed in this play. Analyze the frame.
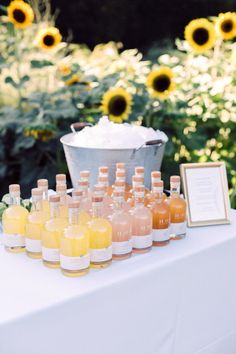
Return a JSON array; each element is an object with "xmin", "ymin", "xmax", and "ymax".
[{"xmin": 180, "ymin": 162, "xmax": 231, "ymax": 227}]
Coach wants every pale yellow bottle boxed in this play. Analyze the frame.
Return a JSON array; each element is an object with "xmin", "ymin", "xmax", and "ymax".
[
  {"xmin": 89, "ymin": 195, "xmax": 112, "ymax": 268},
  {"xmin": 37, "ymin": 179, "xmax": 50, "ymax": 218},
  {"xmin": 2, "ymin": 184, "xmax": 28, "ymax": 253},
  {"xmin": 25, "ymin": 188, "xmax": 47, "ymax": 259},
  {"xmin": 42, "ymin": 195, "xmax": 68, "ymax": 268},
  {"xmin": 60, "ymin": 201, "xmax": 90, "ymax": 277},
  {"xmin": 72, "ymin": 190, "xmax": 91, "ymax": 226}
]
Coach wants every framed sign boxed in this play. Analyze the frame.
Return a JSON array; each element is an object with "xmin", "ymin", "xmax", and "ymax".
[{"xmin": 180, "ymin": 162, "xmax": 231, "ymax": 227}]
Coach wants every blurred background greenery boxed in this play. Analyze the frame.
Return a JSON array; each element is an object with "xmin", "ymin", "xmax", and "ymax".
[{"xmin": 0, "ymin": 0, "xmax": 236, "ymax": 207}]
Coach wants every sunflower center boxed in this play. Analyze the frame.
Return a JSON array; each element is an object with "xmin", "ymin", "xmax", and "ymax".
[
  {"xmin": 43, "ymin": 35, "xmax": 55, "ymax": 47},
  {"xmin": 192, "ymin": 27, "xmax": 209, "ymax": 45},
  {"xmin": 108, "ymin": 95, "xmax": 127, "ymax": 116},
  {"xmin": 221, "ymin": 20, "xmax": 233, "ymax": 33},
  {"xmin": 12, "ymin": 9, "xmax": 26, "ymax": 23},
  {"xmin": 153, "ymin": 75, "xmax": 170, "ymax": 92}
]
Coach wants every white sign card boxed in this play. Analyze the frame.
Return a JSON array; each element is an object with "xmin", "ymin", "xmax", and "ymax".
[{"xmin": 180, "ymin": 162, "xmax": 231, "ymax": 227}]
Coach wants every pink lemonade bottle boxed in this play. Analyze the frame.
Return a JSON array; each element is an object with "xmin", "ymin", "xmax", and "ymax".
[
  {"xmin": 113, "ymin": 181, "xmax": 130, "ymax": 212},
  {"xmin": 131, "ymin": 185, "xmax": 153, "ymax": 254},
  {"xmin": 169, "ymin": 176, "xmax": 187, "ymax": 240},
  {"xmin": 79, "ymin": 170, "xmax": 92, "ymax": 198},
  {"xmin": 128, "ymin": 175, "xmax": 144, "ymax": 208},
  {"xmin": 110, "ymin": 190, "xmax": 132, "ymax": 260},
  {"xmin": 151, "ymin": 181, "xmax": 170, "ymax": 247}
]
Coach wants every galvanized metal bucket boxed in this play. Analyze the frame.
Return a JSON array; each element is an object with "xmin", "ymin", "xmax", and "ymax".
[{"xmin": 60, "ymin": 123, "xmax": 166, "ymax": 189}]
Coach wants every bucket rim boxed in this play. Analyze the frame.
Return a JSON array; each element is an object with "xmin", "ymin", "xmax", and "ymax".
[{"xmin": 60, "ymin": 133, "xmax": 167, "ymax": 151}]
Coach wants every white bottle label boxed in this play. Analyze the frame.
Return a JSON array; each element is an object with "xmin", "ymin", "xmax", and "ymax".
[
  {"xmin": 112, "ymin": 239, "xmax": 132, "ymax": 255},
  {"xmin": 90, "ymin": 245, "xmax": 112, "ymax": 263},
  {"xmin": 171, "ymin": 222, "xmax": 186, "ymax": 236},
  {"xmin": 153, "ymin": 228, "xmax": 170, "ymax": 242},
  {"xmin": 60, "ymin": 253, "xmax": 90, "ymax": 271},
  {"xmin": 132, "ymin": 234, "xmax": 152, "ymax": 249},
  {"xmin": 25, "ymin": 238, "xmax": 42, "ymax": 253},
  {"xmin": 42, "ymin": 247, "xmax": 60, "ymax": 262},
  {"xmin": 3, "ymin": 233, "xmax": 25, "ymax": 248}
]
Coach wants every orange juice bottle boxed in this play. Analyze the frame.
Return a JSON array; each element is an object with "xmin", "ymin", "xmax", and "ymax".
[
  {"xmin": 151, "ymin": 181, "xmax": 170, "ymax": 247},
  {"xmin": 25, "ymin": 188, "xmax": 46, "ymax": 259},
  {"xmin": 131, "ymin": 185, "xmax": 152, "ymax": 254},
  {"xmin": 110, "ymin": 190, "xmax": 132, "ymax": 260},
  {"xmin": 60, "ymin": 201, "xmax": 90, "ymax": 277},
  {"xmin": 89, "ymin": 195, "xmax": 112, "ymax": 268},
  {"xmin": 169, "ymin": 176, "xmax": 187, "ymax": 240},
  {"xmin": 2, "ymin": 184, "xmax": 28, "ymax": 253},
  {"xmin": 42, "ymin": 195, "xmax": 68, "ymax": 268}
]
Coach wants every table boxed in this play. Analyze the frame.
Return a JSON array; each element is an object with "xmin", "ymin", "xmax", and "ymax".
[{"xmin": 0, "ymin": 211, "xmax": 236, "ymax": 354}]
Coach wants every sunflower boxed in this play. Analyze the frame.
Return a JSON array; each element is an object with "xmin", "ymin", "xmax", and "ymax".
[
  {"xmin": 146, "ymin": 67, "xmax": 175, "ymax": 99},
  {"xmin": 216, "ymin": 12, "xmax": 236, "ymax": 40},
  {"xmin": 36, "ymin": 27, "xmax": 62, "ymax": 50},
  {"xmin": 184, "ymin": 18, "xmax": 216, "ymax": 53},
  {"xmin": 7, "ymin": 0, "xmax": 34, "ymax": 29},
  {"xmin": 101, "ymin": 88, "xmax": 132, "ymax": 123}
]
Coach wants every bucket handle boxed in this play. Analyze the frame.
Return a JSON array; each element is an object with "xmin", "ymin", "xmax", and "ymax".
[
  {"xmin": 70, "ymin": 122, "xmax": 93, "ymax": 133},
  {"xmin": 130, "ymin": 139, "xmax": 164, "ymax": 159}
]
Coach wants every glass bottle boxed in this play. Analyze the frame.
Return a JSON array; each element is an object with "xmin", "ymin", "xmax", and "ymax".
[
  {"xmin": 56, "ymin": 184, "xmax": 71, "ymax": 219},
  {"xmin": 72, "ymin": 189, "xmax": 91, "ymax": 226},
  {"xmin": 110, "ymin": 191, "xmax": 132, "ymax": 260},
  {"xmin": 42, "ymin": 195, "xmax": 68, "ymax": 268},
  {"xmin": 127, "ymin": 175, "xmax": 144, "ymax": 208},
  {"xmin": 151, "ymin": 181, "xmax": 170, "ymax": 247},
  {"xmin": 113, "ymin": 181, "xmax": 130, "ymax": 212},
  {"xmin": 79, "ymin": 170, "xmax": 92, "ymax": 198},
  {"xmin": 78, "ymin": 180, "xmax": 92, "ymax": 214},
  {"xmin": 56, "ymin": 173, "xmax": 66, "ymax": 187},
  {"xmin": 131, "ymin": 185, "xmax": 152, "ymax": 253},
  {"xmin": 25, "ymin": 188, "xmax": 46, "ymax": 259},
  {"xmin": 88, "ymin": 196, "xmax": 112, "ymax": 268},
  {"xmin": 98, "ymin": 176, "xmax": 113, "ymax": 217},
  {"xmin": 60, "ymin": 201, "xmax": 90, "ymax": 277},
  {"xmin": 2, "ymin": 184, "xmax": 28, "ymax": 253},
  {"xmin": 135, "ymin": 166, "xmax": 144, "ymax": 179},
  {"xmin": 169, "ymin": 176, "xmax": 187, "ymax": 240},
  {"xmin": 37, "ymin": 178, "xmax": 50, "ymax": 217},
  {"xmin": 146, "ymin": 171, "xmax": 166, "ymax": 206}
]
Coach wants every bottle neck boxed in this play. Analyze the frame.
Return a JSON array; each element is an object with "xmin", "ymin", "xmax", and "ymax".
[
  {"xmin": 50, "ymin": 202, "xmax": 60, "ymax": 218},
  {"xmin": 58, "ymin": 192, "xmax": 67, "ymax": 204},
  {"xmin": 152, "ymin": 187, "xmax": 163, "ymax": 202},
  {"xmin": 81, "ymin": 187, "xmax": 88, "ymax": 198},
  {"xmin": 32, "ymin": 196, "xmax": 42, "ymax": 211},
  {"xmin": 114, "ymin": 196, "xmax": 124, "ymax": 211},
  {"xmin": 68, "ymin": 208, "xmax": 79, "ymax": 225},
  {"xmin": 92, "ymin": 202, "xmax": 103, "ymax": 218},
  {"xmin": 170, "ymin": 182, "xmax": 180, "ymax": 197},
  {"xmin": 10, "ymin": 193, "xmax": 21, "ymax": 206},
  {"xmin": 134, "ymin": 193, "xmax": 144, "ymax": 207},
  {"xmin": 42, "ymin": 189, "xmax": 48, "ymax": 201}
]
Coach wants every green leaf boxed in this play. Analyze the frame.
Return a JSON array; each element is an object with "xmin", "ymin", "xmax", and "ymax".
[
  {"xmin": 30, "ymin": 60, "xmax": 54, "ymax": 69},
  {"xmin": 20, "ymin": 75, "xmax": 30, "ymax": 84}
]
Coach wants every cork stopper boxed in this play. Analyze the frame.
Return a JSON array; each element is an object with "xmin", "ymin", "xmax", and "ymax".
[
  {"xmin": 49, "ymin": 195, "xmax": 60, "ymax": 203},
  {"xmin": 68, "ymin": 201, "xmax": 80, "ymax": 209},
  {"xmin": 56, "ymin": 174, "xmax": 66, "ymax": 182},
  {"xmin": 9, "ymin": 184, "xmax": 20, "ymax": 193},
  {"xmin": 99, "ymin": 166, "xmax": 109, "ymax": 174},
  {"xmin": 116, "ymin": 162, "xmax": 125, "ymax": 170},
  {"xmin": 135, "ymin": 166, "xmax": 144, "ymax": 174},
  {"xmin": 56, "ymin": 184, "xmax": 67, "ymax": 192},
  {"xmin": 78, "ymin": 180, "xmax": 88, "ymax": 187},
  {"xmin": 151, "ymin": 171, "xmax": 161, "ymax": 179},
  {"xmin": 116, "ymin": 171, "xmax": 125, "ymax": 178},
  {"xmin": 37, "ymin": 179, "xmax": 48, "ymax": 188},
  {"xmin": 153, "ymin": 180, "xmax": 163, "ymax": 188},
  {"xmin": 170, "ymin": 176, "xmax": 180, "ymax": 183},
  {"xmin": 72, "ymin": 190, "xmax": 83, "ymax": 197},
  {"xmin": 114, "ymin": 180, "xmax": 125, "ymax": 187},
  {"xmin": 80, "ymin": 170, "xmax": 90, "ymax": 178},
  {"xmin": 92, "ymin": 195, "xmax": 103, "ymax": 203},
  {"xmin": 32, "ymin": 188, "xmax": 43, "ymax": 196},
  {"xmin": 132, "ymin": 175, "xmax": 144, "ymax": 183}
]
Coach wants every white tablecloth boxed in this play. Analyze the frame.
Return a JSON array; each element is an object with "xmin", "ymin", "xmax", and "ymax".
[{"xmin": 1, "ymin": 211, "xmax": 236, "ymax": 354}]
